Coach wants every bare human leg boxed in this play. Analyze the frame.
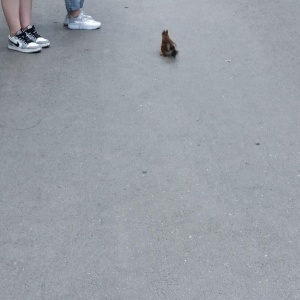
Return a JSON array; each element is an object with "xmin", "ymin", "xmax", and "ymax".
[
  {"xmin": 1, "ymin": 0, "xmax": 21, "ymax": 35},
  {"xmin": 19, "ymin": 0, "xmax": 32, "ymax": 30}
]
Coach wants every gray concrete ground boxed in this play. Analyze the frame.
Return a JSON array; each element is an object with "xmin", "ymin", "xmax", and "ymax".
[{"xmin": 1, "ymin": 0, "xmax": 300, "ymax": 299}]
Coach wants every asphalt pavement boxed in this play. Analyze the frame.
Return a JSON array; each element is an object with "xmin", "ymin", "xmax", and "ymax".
[{"xmin": 1, "ymin": 0, "xmax": 300, "ymax": 299}]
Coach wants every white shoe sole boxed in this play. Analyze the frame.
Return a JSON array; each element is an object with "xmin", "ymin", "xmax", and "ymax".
[
  {"xmin": 68, "ymin": 23, "xmax": 101, "ymax": 30},
  {"xmin": 8, "ymin": 45, "xmax": 42, "ymax": 53},
  {"xmin": 37, "ymin": 42, "xmax": 50, "ymax": 48}
]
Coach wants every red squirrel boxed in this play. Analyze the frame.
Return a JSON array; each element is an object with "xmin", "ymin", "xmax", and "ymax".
[{"xmin": 161, "ymin": 30, "xmax": 178, "ymax": 57}]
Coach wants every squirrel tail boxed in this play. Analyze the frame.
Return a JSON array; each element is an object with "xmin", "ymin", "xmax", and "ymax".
[{"xmin": 171, "ymin": 49, "xmax": 178, "ymax": 57}]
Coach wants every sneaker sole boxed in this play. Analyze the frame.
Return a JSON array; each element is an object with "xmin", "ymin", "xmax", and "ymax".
[
  {"xmin": 68, "ymin": 24, "xmax": 101, "ymax": 30},
  {"xmin": 37, "ymin": 42, "xmax": 50, "ymax": 48},
  {"xmin": 8, "ymin": 45, "xmax": 42, "ymax": 53}
]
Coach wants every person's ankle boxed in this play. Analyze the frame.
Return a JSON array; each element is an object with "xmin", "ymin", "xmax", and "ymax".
[
  {"xmin": 10, "ymin": 27, "xmax": 22, "ymax": 37},
  {"xmin": 10, "ymin": 29, "xmax": 22, "ymax": 37},
  {"xmin": 70, "ymin": 10, "xmax": 81, "ymax": 18}
]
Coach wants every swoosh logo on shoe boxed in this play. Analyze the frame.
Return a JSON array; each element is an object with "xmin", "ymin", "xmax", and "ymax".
[{"xmin": 11, "ymin": 40, "xmax": 20, "ymax": 47}]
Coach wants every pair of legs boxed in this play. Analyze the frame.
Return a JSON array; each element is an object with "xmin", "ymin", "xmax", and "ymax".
[
  {"xmin": 1, "ymin": 0, "xmax": 50, "ymax": 52},
  {"xmin": 1, "ymin": 0, "xmax": 32, "ymax": 36}
]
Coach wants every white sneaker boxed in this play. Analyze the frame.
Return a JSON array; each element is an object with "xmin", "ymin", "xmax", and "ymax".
[
  {"xmin": 8, "ymin": 31, "xmax": 42, "ymax": 53},
  {"xmin": 66, "ymin": 12, "xmax": 101, "ymax": 30},
  {"xmin": 64, "ymin": 12, "xmax": 93, "ymax": 26}
]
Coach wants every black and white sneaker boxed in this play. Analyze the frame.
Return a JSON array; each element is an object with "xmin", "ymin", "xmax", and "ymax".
[
  {"xmin": 23, "ymin": 25, "xmax": 50, "ymax": 48},
  {"xmin": 8, "ymin": 31, "xmax": 42, "ymax": 53}
]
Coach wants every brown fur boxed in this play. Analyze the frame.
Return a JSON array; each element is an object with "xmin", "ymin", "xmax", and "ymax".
[{"xmin": 161, "ymin": 29, "xmax": 178, "ymax": 57}]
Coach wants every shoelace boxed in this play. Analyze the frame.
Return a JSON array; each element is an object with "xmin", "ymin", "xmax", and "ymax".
[
  {"xmin": 25, "ymin": 26, "xmax": 41, "ymax": 39},
  {"xmin": 81, "ymin": 15, "xmax": 92, "ymax": 21},
  {"xmin": 16, "ymin": 31, "xmax": 33, "ymax": 44},
  {"xmin": 72, "ymin": 13, "xmax": 93, "ymax": 22},
  {"xmin": 82, "ymin": 14, "xmax": 93, "ymax": 20}
]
